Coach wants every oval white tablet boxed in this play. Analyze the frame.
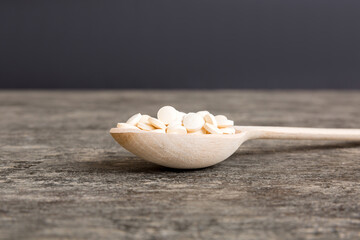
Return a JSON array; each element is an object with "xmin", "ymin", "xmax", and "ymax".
[
  {"xmin": 204, "ymin": 123, "xmax": 222, "ymax": 134},
  {"xmin": 204, "ymin": 113, "xmax": 217, "ymax": 127},
  {"xmin": 126, "ymin": 113, "xmax": 142, "ymax": 125},
  {"xmin": 157, "ymin": 106, "xmax": 178, "ymax": 125},
  {"xmin": 221, "ymin": 127, "xmax": 235, "ymax": 134},
  {"xmin": 217, "ymin": 120, "xmax": 234, "ymax": 128},
  {"xmin": 137, "ymin": 122, "xmax": 155, "ymax": 131},
  {"xmin": 183, "ymin": 113, "xmax": 205, "ymax": 132},
  {"xmin": 148, "ymin": 117, "xmax": 166, "ymax": 129},
  {"xmin": 166, "ymin": 125, "xmax": 187, "ymax": 134},
  {"xmin": 117, "ymin": 123, "xmax": 139, "ymax": 129}
]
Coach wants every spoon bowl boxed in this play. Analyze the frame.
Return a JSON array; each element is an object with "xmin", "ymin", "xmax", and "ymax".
[
  {"xmin": 110, "ymin": 128, "xmax": 248, "ymax": 168},
  {"xmin": 110, "ymin": 126, "xmax": 360, "ymax": 169}
]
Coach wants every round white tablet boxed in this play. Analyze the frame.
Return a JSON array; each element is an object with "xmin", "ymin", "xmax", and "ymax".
[
  {"xmin": 204, "ymin": 123, "xmax": 222, "ymax": 134},
  {"xmin": 204, "ymin": 113, "xmax": 217, "ymax": 127},
  {"xmin": 183, "ymin": 113, "xmax": 205, "ymax": 132},
  {"xmin": 117, "ymin": 123, "xmax": 139, "ymax": 129},
  {"xmin": 148, "ymin": 117, "xmax": 166, "ymax": 129},
  {"xmin": 197, "ymin": 111, "xmax": 210, "ymax": 118},
  {"xmin": 167, "ymin": 121, "xmax": 182, "ymax": 128},
  {"xmin": 166, "ymin": 125, "xmax": 187, "ymax": 134},
  {"xmin": 176, "ymin": 111, "xmax": 186, "ymax": 123},
  {"xmin": 221, "ymin": 127, "xmax": 236, "ymax": 134},
  {"xmin": 157, "ymin": 106, "xmax": 178, "ymax": 125},
  {"xmin": 126, "ymin": 113, "xmax": 142, "ymax": 125},
  {"xmin": 137, "ymin": 122, "xmax": 155, "ymax": 131},
  {"xmin": 214, "ymin": 115, "xmax": 227, "ymax": 122},
  {"xmin": 188, "ymin": 128, "xmax": 207, "ymax": 135},
  {"xmin": 151, "ymin": 129, "xmax": 166, "ymax": 133},
  {"xmin": 217, "ymin": 120, "xmax": 234, "ymax": 128},
  {"xmin": 139, "ymin": 114, "xmax": 151, "ymax": 124}
]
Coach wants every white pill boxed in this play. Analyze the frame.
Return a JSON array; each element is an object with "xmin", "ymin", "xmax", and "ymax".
[
  {"xmin": 197, "ymin": 111, "xmax": 210, "ymax": 118},
  {"xmin": 215, "ymin": 115, "xmax": 227, "ymax": 122},
  {"xmin": 137, "ymin": 122, "xmax": 155, "ymax": 131},
  {"xmin": 151, "ymin": 129, "xmax": 166, "ymax": 133},
  {"xmin": 204, "ymin": 123, "xmax": 222, "ymax": 134},
  {"xmin": 176, "ymin": 111, "xmax": 186, "ymax": 123},
  {"xmin": 188, "ymin": 128, "xmax": 207, "ymax": 135},
  {"xmin": 157, "ymin": 106, "xmax": 178, "ymax": 125},
  {"xmin": 148, "ymin": 117, "xmax": 166, "ymax": 129},
  {"xmin": 167, "ymin": 121, "xmax": 183, "ymax": 128},
  {"xmin": 217, "ymin": 119, "xmax": 234, "ymax": 128},
  {"xmin": 221, "ymin": 127, "xmax": 236, "ymax": 134},
  {"xmin": 126, "ymin": 113, "xmax": 142, "ymax": 125},
  {"xmin": 117, "ymin": 123, "xmax": 139, "ymax": 129},
  {"xmin": 204, "ymin": 113, "xmax": 217, "ymax": 127},
  {"xmin": 166, "ymin": 125, "xmax": 187, "ymax": 134},
  {"xmin": 139, "ymin": 114, "xmax": 151, "ymax": 124},
  {"xmin": 183, "ymin": 113, "xmax": 205, "ymax": 132}
]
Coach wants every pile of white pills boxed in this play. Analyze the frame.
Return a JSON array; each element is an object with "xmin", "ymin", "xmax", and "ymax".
[{"xmin": 116, "ymin": 106, "xmax": 235, "ymax": 135}]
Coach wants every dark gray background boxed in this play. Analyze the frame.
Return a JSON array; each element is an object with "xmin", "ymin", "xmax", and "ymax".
[{"xmin": 1, "ymin": 0, "xmax": 360, "ymax": 89}]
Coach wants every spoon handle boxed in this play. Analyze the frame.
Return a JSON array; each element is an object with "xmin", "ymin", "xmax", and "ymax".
[{"xmin": 235, "ymin": 126, "xmax": 360, "ymax": 141}]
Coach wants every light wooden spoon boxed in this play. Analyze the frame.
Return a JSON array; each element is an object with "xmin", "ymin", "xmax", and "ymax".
[{"xmin": 110, "ymin": 126, "xmax": 360, "ymax": 169}]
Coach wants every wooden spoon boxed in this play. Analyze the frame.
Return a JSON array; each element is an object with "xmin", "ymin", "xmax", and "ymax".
[{"xmin": 110, "ymin": 126, "xmax": 360, "ymax": 169}]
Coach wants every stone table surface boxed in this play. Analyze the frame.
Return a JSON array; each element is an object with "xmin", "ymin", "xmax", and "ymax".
[{"xmin": 1, "ymin": 90, "xmax": 360, "ymax": 240}]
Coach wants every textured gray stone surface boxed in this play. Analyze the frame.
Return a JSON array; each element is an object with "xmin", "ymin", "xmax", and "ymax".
[{"xmin": 1, "ymin": 90, "xmax": 360, "ymax": 240}]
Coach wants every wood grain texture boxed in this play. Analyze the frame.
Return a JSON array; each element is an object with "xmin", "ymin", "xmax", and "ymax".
[
  {"xmin": 1, "ymin": 90, "xmax": 360, "ymax": 240},
  {"xmin": 110, "ymin": 128, "xmax": 246, "ymax": 169},
  {"xmin": 110, "ymin": 126, "xmax": 360, "ymax": 169}
]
